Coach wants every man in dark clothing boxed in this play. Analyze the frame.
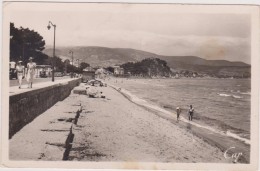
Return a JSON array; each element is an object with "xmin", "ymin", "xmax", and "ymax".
[{"xmin": 188, "ymin": 105, "xmax": 194, "ymax": 121}]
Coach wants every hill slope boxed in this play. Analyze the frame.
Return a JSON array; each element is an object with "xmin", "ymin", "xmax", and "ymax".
[
  {"xmin": 43, "ymin": 46, "xmax": 157, "ymax": 67},
  {"xmin": 121, "ymin": 58, "xmax": 172, "ymax": 77},
  {"xmin": 43, "ymin": 46, "xmax": 250, "ymax": 77}
]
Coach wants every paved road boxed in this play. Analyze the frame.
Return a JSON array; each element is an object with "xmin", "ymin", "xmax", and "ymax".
[{"xmin": 9, "ymin": 76, "xmax": 72, "ymax": 87}]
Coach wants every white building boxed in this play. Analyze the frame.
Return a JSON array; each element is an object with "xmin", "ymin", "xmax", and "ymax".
[
  {"xmin": 113, "ymin": 66, "xmax": 124, "ymax": 75},
  {"xmin": 34, "ymin": 65, "xmax": 52, "ymax": 78}
]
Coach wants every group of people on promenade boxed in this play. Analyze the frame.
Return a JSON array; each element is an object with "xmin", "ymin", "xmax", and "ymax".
[
  {"xmin": 15, "ymin": 57, "xmax": 36, "ymax": 89},
  {"xmin": 176, "ymin": 105, "xmax": 194, "ymax": 122}
]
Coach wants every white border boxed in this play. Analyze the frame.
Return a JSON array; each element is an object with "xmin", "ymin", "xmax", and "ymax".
[{"xmin": 1, "ymin": 1, "xmax": 260, "ymax": 170}]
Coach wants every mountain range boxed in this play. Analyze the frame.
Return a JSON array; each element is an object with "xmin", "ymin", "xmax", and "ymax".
[{"xmin": 43, "ymin": 46, "xmax": 250, "ymax": 77}]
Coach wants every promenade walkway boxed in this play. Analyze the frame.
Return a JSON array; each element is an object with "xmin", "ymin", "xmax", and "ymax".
[
  {"xmin": 9, "ymin": 78, "xmax": 78, "ymax": 96},
  {"xmin": 9, "ymin": 92, "xmax": 82, "ymax": 160}
]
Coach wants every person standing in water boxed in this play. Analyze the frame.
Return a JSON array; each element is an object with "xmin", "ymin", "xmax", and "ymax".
[
  {"xmin": 16, "ymin": 61, "xmax": 24, "ymax": 89},
  {"xmin": 26, "ymin": 57, "xmax": 36, "ymax": 88},
  {"xmin": 188, "ymin": 105, "xmax": 194, "ymax": 121},
  {"xmin": 176, "ymin": 107, "xmax": 181, "ymax": 121}
]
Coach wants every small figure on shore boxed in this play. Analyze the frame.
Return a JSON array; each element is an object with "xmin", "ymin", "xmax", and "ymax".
[
  {"xmin": 100, "ymin": 92, "xmax": 106, "ymax": 98},
  {"xmin": 16, "ymin": 61, "xmax": 24, "ymax": 89},
  {"xmin": 188, "ymin": 105, "xmax": 194, "ymax": 121},
  {"xmin": 176, "ymin": 106, "xmax": 181, "ymax": 121},
  {"xmin": 26, "ymin": 57, "xmax": 36, "ymax": 88}
]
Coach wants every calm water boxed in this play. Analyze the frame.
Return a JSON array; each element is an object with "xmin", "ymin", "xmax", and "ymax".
[{"xmin": 110, "ymin": 78, "xmax": 251, "ymax": 140}]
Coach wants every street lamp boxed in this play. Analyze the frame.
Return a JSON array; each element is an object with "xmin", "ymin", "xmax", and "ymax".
[
  {"xmin": 76, "ymin": 59, "xmax": 81, "ymax": 73},
  {"xmin": 47, "ymin": 21, "xmax": 56, "ymax": 82},
  {"xmin": 69, "ymin": 50, "xmax": 73, "ymax": 78},
  {"xmin": 76, "ymin": 59, "xmax": 80, "ymax": 67}
]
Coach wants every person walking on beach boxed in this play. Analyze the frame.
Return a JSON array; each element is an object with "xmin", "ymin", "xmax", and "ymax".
[
  {"xmin": 16, "ymin": 61, "xmax": 25, "ymax": 89},
  {"xmin": 188, "ymin": 105, "xmax": 194, "ymax": 121},
  {"xmin": 26, "ymin": 57, "xmax": 36, "ymax": 88},
  {"xmin": 176, "ymin": 107, "xmax": 181, "ymax": 121}
]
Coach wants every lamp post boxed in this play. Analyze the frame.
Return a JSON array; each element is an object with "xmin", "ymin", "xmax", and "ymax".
[
  {"xmin": 47, "ymin": 21, "xmax": 56, "ymax": 82},
  {"xmin": 69, "ymin": 50, "xmax": 73, "ymax": 78},
  {"xmin": 76, "ymin": 59, "xmax": 80, "ymax": 67},
  {"xmin": 76, "ymin": 59, "xmax": 81, "ymax": 73},
  {"xmin": 64, "ymin": 60, "xmax": 68, "ymax": 75}
]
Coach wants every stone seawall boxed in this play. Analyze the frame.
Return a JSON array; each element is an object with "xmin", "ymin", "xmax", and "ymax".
[{"xmin": 9, "ymin": 79, "xmax": 81, "ymax": 138}]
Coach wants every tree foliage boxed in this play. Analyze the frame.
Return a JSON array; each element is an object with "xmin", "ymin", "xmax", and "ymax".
[
  {"xmin": 10, "ymin": 22, "xmax": 48, "ymax": 64},
  {"xmin": 80, "ymin": 62, "xmax": 90, "ymax": 71},
  {"xmin": 49, "ymin": 59, "xmax": 90, "ymax": 73},
  {"xmin": 121, "ymin": 58, "xmax": 172, "ymax": 77},
  {"xmin": 105, "ymin": 66, "xmax": 114, "ymax": 73}
]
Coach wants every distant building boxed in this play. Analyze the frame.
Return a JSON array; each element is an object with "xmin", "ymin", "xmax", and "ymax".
[
  {"xmin": 84, "ymin": 66, "xmax": 95, "ymax": 72},
  {"xmin": 35, "ymin": 65, "xmax": 52, "ymax": 78},
  {"xmin": 82, "ymin": 70, "xmax": 95, "ymax": 82},
  {"xmin": 113, "ymin": 66, "xmax": 124, "ymax": 75},
  {"xmin": 95, "ymin": 68, "xmax": 106, "ymax": 79},
  {"xmin": 69, "ymin": 61, "xmax": 80, "ymax": 68}
]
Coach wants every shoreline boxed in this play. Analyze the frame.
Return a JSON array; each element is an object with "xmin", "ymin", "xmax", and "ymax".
[
  {"xmin": 69, "ymin": 84, "xmax": 231, "ymax": 163},
  {"xmin": 105, "ymin": 77, "xmax": 250, "ymax": 141},
  {"xmin": 108, "ymin": 83, "xmax": 250, "ymax": 163},
  {"xmin": 114, "ymin": 76, "xmax": 251, "ymax": 80}
]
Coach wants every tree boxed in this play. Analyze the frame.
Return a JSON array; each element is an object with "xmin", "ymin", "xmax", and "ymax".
[
  {"xmin": 10, "ymin": 22, "xmax": 47, "ymax": 64},
  {"xmin": 79, "ymin": 62, "xmax": 90, "ymax": 71},
  {"xmin": 63, "ymin": 59, "xmax": 70, "ymax": 74},
  {"xmin": 44, "ymin": 56, "xmax": 65, "ymax": 72},
  {"xmin": 63, "ymin": 59, "xmax": 81, "ymax": 73},
  {"xmin": 121, "ymin": 58, "xmax": 172, "ymax": 77},
  {"xmin": 53, "ymin": 57, "xmax": 64, "ymax": 72},
  {"xmin": 10, "ymin": 23, "xmax": 22, "ymax": 62},
  {"xmin": 105, "ymin": 66, "xmax": 114, "ymax": 73}
]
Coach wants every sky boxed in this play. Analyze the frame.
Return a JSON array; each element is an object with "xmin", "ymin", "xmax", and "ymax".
[{"xmin": 7, "ymin": 2, "xmax": 251, "ymax": 64}]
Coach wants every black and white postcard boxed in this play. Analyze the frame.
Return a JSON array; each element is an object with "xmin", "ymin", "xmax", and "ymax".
[{"xmin": 1, "ymin": 1, "xmax": 260, "ymax": 170}]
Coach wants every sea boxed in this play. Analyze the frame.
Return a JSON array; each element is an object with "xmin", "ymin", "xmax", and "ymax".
[{"xmin": 109, "ymin": 78, "xmax": 251, "ymax": 142}]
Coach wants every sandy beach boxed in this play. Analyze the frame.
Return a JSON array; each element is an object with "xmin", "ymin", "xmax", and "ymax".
[
  {"xmin": 104, "ymin": 77, "xmax": 250, "ymax": 163},
  {"xmin": 69, "ymin": 84, "xmax": 230, "ymax": 163}
]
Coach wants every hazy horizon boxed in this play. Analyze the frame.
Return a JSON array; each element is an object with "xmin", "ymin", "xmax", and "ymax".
[
  {"xmin": 44, "ymin": 45, "xmax": 250, "ymax": 65},
  {"xmin": 9, "ymin": 3, "xmax": 251, "ymax": 64}
]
